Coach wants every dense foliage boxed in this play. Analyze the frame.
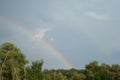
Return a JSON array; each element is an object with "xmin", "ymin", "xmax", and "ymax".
[{"xmin": 0, "ymin": 43, "xmax": 120, "ymax": 80}]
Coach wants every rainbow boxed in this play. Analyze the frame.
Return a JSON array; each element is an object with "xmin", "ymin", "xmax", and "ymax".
[
  {"xmin": 68, "ymin": 17, "xmax": 110, "ymax": 62},
  {"xmin": 0, "ymin": 16, "xmax": 110, "ymax": 68},
  {"xmin": 55, "ymin": 8, "xmax": 110, "ymax": 61},
  {"xmin": 50, "ymin": 3, "xmax": 109, "ymax": 56},
  {"xmin": 0, "ymin": 16, "xmax": 73, "ymax": 69}
]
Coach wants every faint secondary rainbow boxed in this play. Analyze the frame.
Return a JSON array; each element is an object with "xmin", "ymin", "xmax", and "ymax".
[
  {"xmin": 48, "ymin": 4, "xmax": 111, "ymax": 61},
  {"xmin": 0, "ymin": 16, "xmax": 73, "ymax": 69},
  {"xmin": 63, "ymin": 13, "xmax": 110, "ymax": 62},
  {"xmin": 51, "ymin": 3, "xmax": 110, "ymax": 56}
]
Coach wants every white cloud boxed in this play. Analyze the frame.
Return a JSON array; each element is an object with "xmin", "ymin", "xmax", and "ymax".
[
  {"xmin": 34, "ymin": 33, "xmax": 45, "ymax": 39},
  {"xmin": 84, "ymin": 11, "xmax": 111, "ymax": 20},
  {"xmin": 33, "ymin": 28, "xmax": 50, "ymax": 40}
]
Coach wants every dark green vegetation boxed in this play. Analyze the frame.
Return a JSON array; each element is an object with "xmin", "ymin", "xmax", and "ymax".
[{"xmin": 0, "ymin": 42, "xmax": 120, "ymax": 80}]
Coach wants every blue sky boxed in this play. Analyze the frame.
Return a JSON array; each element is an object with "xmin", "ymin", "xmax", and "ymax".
[{"xmin": 0, "ymin": 0, "xmax": 120, "ymax": 69}]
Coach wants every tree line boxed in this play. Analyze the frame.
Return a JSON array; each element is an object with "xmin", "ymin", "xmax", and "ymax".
[{"xmin": 0, "ymin": 42, "xmax": 120, "ymax": 80}]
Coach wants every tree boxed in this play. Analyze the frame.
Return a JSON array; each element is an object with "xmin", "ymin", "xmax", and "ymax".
[
  {"xmin": 85, "ymin": 61, "xmax": 99, "ymax": 80},
  {"xmin": 0, "ymin": 42, "xmax": 28, "ymax": 80},
  {"xmin": 55, "ymin": 71, "xmax": 66, "ymax": 80},
  {"xmin": 110, "ymin": 64, "xmax": 120, "ymax": 80},
  {"xmin": 26, "ymin": 60, "xmax": 44, "ymax": 80}
]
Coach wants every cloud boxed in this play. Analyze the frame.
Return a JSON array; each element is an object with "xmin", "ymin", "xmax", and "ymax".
[
  {"xmin": 33, "ymin": 28, "xmax": 50, "ymax": 40},
  {"xmin": 34, "ymin": 33, "xmax": 45, "ymax": 39},
  {"xmin": 84, "ymin": 11, "xmax": 111, "ymax": 20}
]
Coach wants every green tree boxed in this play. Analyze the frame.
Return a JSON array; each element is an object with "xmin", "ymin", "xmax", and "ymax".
[
  {"xmin": 55, "ymin": 71, "xmax": 66, "ymax": 80},
  {"xmin": 110, "ymin": 64, "xmax": 120, "ymax": 80},
  {"xmin": 100, "ymin": 63, "xmax": 111, "ymax": 80},
  {"xmin": 0, "ymin": 42, "xmax": 28, "ymax": 80},
  {"xmin": 26, "ymin": 60, "xmax": 44, "ymax": 80},
  {"xmin": 85, "ymin": 61, "xmax": 100, "ymax": 80}
]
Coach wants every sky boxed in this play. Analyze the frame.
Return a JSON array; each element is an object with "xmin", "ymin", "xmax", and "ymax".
[{"xmin": 0, "ymin": 0, "xmax": 120, "ymax": 69}]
